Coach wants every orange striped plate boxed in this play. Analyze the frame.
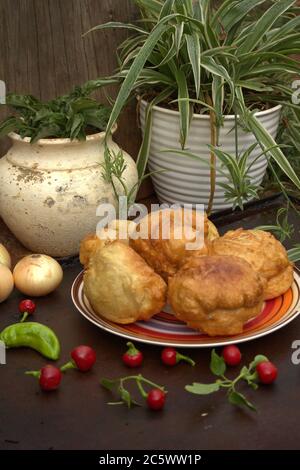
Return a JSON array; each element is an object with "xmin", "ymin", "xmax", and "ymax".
[{"xmin": 71, "ymin": 270, "xmax": 300, "ymax": 348}]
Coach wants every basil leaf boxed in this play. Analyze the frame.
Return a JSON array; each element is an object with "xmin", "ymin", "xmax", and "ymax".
[
  {"xmin": 0, "ymin": 117, "xmax": 20, "ymax": 138},
  {"xmin": 240, "ymin": 366, "xmax": 249, "ymax": 375},
  {"xmin": 100, "ymin": 378, "xmax": 118, "ymax": 391},
  {"xmin": 228, "ymin": 390, "xmax": 257, "ymax": 411},
  {"xmin": 210, "ymin": 349, "xmax": 226, "ymax": 376},
  {"xmin": 185, "ymin": 382, "xmax": 220, "ymax": 395},
  {"xmin": 119, "ymin": 386, "xmax": 132, "ymax": 408}
]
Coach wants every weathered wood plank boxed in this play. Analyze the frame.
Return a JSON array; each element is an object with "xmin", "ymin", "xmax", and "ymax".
[
  {"xmin": 0, "ymin": 0, "xmax": 153, "ymax": 254},
  {"xmin": 0, "ymin": 0, "xmax": 142, "ymax": 158}
]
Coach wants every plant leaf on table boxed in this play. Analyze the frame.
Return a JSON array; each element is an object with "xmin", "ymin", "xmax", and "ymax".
[
  {"xmin": 186, "ymin": 382, "xmax": 220, "ymax": 395},
  {"xmin": 185, "ymin": 350, "xmax": 272, "ymax": 412},
  {"xmin": 210, "ymin": 349, "xmax": 226, "ymax": 377}
]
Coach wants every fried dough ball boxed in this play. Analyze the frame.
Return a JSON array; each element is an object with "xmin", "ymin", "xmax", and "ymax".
[
  {"xmin": 209, "ymin": 229, "xmax": 293, "ymax": 300},
  {"xmin": 130, "ymin": 208, "xmax": 218, "ymax": 281},
  {"xmin": 79, "ymin": 234, "xmax": 101, "ymax": 267},
  {"xmin": 83, "ymin": 241, "xmax": 167, "ymax": 324},
  {"xmin": 207, "ymin": 220, "xmax": 219, "ymax": 242},
  {"xmin": 80, "ymin": 219, "xmax": 136, "ymax": 267},
  {"xmin": 168, "ymin": 255, "xmax": 264, "ymax": 336}
]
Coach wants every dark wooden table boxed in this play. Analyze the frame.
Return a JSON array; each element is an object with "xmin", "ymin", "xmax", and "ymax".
[{"xmin": 1, "ymin": 196, "xmax": 300, "ymax": 450}]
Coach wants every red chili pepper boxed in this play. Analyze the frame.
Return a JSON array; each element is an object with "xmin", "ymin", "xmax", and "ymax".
[
  {"xmin": 19, "ymin": 299, "xmax": 36, "ymax": 322},
  {"xmin": 122, "ymin": 342, "xmax": 143, "ymax": 368},
  {"xmin": 161, "ymin": 347, "xmax": 195, "ymax": 367},
  {"xmin": 61, "ymin": 345, "xmax": 97, "ymax": 373},
  {"xmin": 222, "ymin": 345, "xmax": 242, "ymax": 366},
  {"xmin": 147, "ymin": 388, "xmax": 166, "ymax": 411},
  {"xmin": 256, "ymin": 361, "xmax": 278, "ymax": 384},
  {"xmin": 25, "ymin": 365, "xmax": 62, "ymax": 391}
]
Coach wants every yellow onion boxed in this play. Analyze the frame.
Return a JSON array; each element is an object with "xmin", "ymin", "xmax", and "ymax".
[
  {"xmin": 0, "ymin": 243, "xmax": 11, "ymax": 269},
  {"xmin": 13, "ymin": 254, "xmax": 63, "ymax": 297},
  {"xmin": 0, "ymin": 264, "xmax": 14, "ymax": 303}
]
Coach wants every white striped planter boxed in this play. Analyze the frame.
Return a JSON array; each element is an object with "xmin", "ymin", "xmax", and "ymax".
[{"xmin": 139, "ymin": 100, "xmax": 281, "ymax": 211}]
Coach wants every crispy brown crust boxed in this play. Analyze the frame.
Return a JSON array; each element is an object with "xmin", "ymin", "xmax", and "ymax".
[
  {"xmin": 79, "ymin": 234, "xmax": 102, "ymax": 267},
  {"xmin": 79, "ymin": 220, "xmax": 136, "ymax": 267},
  {"xmin": 168, "ymin": 255, "xmax": 264, "ymax": 336},
  {"xmin": 210, "ymin": 229, "xmax": 293, "ymax": 299},
  {"xmin": 130, "ymin": 208, "xmax": 218, "ymax": 281},
  {"xmin": 264, "ymin": 264, "xmax": 294, "ymax": 300},
  {"xmin": 83, "ymin": 241, "xmax": 167, "ymax": 324}
]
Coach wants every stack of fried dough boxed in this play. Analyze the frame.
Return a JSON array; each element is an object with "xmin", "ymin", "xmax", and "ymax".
[{"xmin": 80, "ymin": 209, "xmax": 293, "ymax": 337}]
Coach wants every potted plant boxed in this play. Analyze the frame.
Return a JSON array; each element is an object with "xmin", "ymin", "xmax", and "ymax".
[
  {"xmin": 87, "ymin": 0, "xmax": 300, "ymax": 212},
  {"xmin": 0, "ymin": 80, "xmax": 138, "ymax": 257}
]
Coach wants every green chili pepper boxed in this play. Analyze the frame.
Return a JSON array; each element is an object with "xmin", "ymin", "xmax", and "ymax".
[{"xmin": 0, "ymin": 322, "xmax": 60, "ymax": 360}]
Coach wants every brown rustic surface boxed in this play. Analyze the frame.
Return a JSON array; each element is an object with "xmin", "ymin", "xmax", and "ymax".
[{"xmin": 1, "ymin": 197, "xmax": 300, "ymax": 450}]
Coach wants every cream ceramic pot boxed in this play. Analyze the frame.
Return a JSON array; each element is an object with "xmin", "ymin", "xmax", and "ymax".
[
  {"xmin": 0, "ymin": 129, "xmax": 138, "ymax": 257},
  {"xmin": 139, "ymin": 100, "xmax": 282, "ymax": 211}
]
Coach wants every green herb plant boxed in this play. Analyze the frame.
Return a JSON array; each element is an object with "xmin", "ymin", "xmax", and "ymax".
[
  {"xmin": 101, "ymin": 144, "xmax": 165, "ymax": 208},
  {"xmin": 269, "ymin": 106, "xmax": 300, "ymax": 198},
  {"xmin": 101, "ymin": 374, "xmax": 167, "ymax": 408},
  {"xmin": 86, "ymin": 0, "xmax": 300, "ymax": 202},
  {"xmin": 185, "ymin": 349, "xmax": 270, "ymax": 411},
  {"xmin": 161, "ymin": 140, "xmax": 280, "ymax": 211},
  {"xmin": 254, "ymin": 204, "xmax": 300, "ymax": 263},
  {"xmin": 101, "ymin": 145, "xmax": 129, "ymax": 200},
  {"xmin": 255, "ymin": 206, "xmax": 294, "ymax": 242},
  {"xmin": 287, "ymin": 244, "xmax": 300, "ymax": 263},
  {"xmin": 0, "ymin": 79, "xmax": 116, "ymax": 142}
]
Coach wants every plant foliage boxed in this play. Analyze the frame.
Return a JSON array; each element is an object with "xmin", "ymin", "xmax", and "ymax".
[
  {"xmin": 87, "ymin": 0, "xmax": 300, "ymax": 192},
  {"xmin": 0, "ymin": 79, "xmax": 116, "ymax": 142}
]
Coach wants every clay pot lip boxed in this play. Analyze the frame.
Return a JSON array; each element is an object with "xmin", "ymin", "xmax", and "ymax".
[
  {"xmin": 139, "ymin": 97, "xmax": 282, "ymax": 120},
  {"xmin": 8, "ymin": 123, "xmax": 117, "ymax": 145}
]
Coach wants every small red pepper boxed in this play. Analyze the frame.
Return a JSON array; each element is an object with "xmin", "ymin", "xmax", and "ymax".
[
  {"xmin": 222, "ymin": 345, "xmax": 242, "ymax": 366},
  {"xmin": 147, "ymin": 388, "xmax": 166, "ymax": 411},
  {"xmin": 60, "ymin": 345, "xmax": 97, "ymax": 373},
  {"xmin": 19, "ymin": 299, "xmax": 36, "ymax": 322},
  {"xmin": 256, "ymin": 361, "xmax": 278, "ymax": 384},
  {"xmin": 161, "ymin": 347, "xmax": 195, "ymax": 367},
  {"xmin": 25, "ymin": 365, "xmax": 62, "ymax": 391},
  {"xmin": 122, "ymin": 342, "xmax": 143, "ymax": 368}
]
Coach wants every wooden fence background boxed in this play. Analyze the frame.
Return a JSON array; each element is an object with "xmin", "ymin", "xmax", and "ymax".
[{"xmin": 0, "ymin": 0, "xmax": 149, "ymax": 192}]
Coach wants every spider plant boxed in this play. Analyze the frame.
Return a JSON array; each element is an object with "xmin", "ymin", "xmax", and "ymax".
[
  {"xmin": 255, "ymin": 206, "xmax": 295, "ymax": 242},
  {"xmin": 266, "ymin": 105, "xmax": 300, "ymax": 197},
  {"xmin": 287, "ymin": 244, "xmax": 300, "ymax": 263},
  {"xmin": 86, "ymin": 0, "xmax": 300, "ymax": 198},
  {"xmin": 255, "ymin": 205, "xmax": 300, "ymax": 263},
  {"xmin": 209, "ymin": 144, "xmax": 263, "ymax": 211},
  {"xmin": 161, "ymin": 140, "xmax": 281, "ymax": 211},
  {"xmin": 101, "ymin": 144, "xmax": 167, "ymax": 207},
  {"xmin": 0, "ymin": 79, "xmax": 117, "ymax": 142}
]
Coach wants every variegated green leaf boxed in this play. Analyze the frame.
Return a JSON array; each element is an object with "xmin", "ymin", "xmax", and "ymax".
[
  {"xmin": 175, "ymin": 69, "xmax": 190, "ymax": 149},
  {"xmin": 237, "ymin": 0, "xmax": 296, "ymax": 55},
  {"xmin": 185, "ymin": 33, "xmax": 201, "ymax": 99}
]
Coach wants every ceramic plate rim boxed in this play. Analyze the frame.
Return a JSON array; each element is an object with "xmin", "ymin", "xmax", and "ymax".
[{"xmin": 71, "ymin": 270, "xmax": 300, "ymax": 348}]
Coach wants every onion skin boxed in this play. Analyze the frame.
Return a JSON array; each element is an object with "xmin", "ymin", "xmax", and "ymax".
[
  {"xmin": 0, "ymin": 264, "xmax": 14, "ymax": 302},
  {"xmin": 13, "ymin": 254, "xmax": 63, "ymax": 297},
  {"xmin": 0, "ymin": 244, "xmax": 12, "ymax": 269}
]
